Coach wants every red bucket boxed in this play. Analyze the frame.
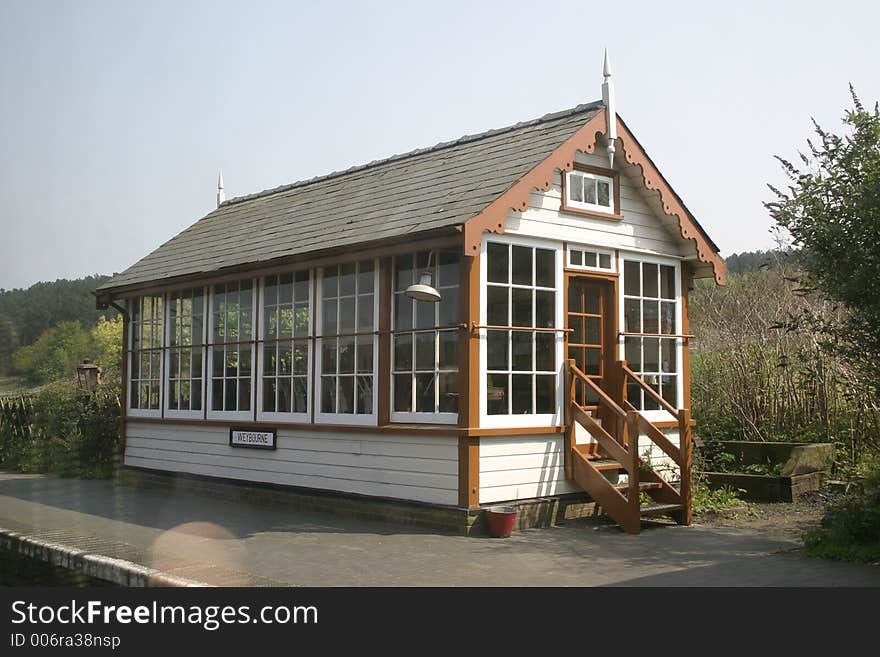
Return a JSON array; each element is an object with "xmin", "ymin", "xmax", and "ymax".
[{"xmin": 485, "ymin": 505, "xmax": 517, "ymax": 538}]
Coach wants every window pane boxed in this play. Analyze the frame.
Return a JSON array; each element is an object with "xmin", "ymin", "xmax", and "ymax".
[
  {"xmin": 487, "ymin": 243, "xmax": 509, "ymax": 283},
  {"xmin": 438, "ymin": 286, "xmax": 459, "ymax": 325},
  {"xmin": 624, "ymin": 261, "xmax": 640, "ymax": 296},
  {"xmin": 293, "ymin": 343, "xmax": 308, "ymax": 375},
  {"xmin": 437, "ymin": 252, "xmax": 459, "ymax": 288},
  {"xmin": 415, "ymin": 332, "xmax": 435, "ymax": 370},
  {"xmin": 643, "ymin": 263, "xmax": 659, "ymax": 298},
  {"xmin": 278, "ymin": 343, "xmax": 292, "ymax": 375},
  {"xmin": 661, "ymin": 338, "xmax": 676, "ymax": 373},
  {"xmin": 356, "ymin": 337, "xmax": 373, "ymax": 373},
  {"xmin": 584, "ymin": 178, "xmax": 597, "ymax": 204},
  {"xmin": 394, "ymin": 374, "xmax": 412, "ymax": 412},
  {"xmin": 438, "ymin": 330, "xmax": 458, "ymax": 369},
  {"xmin": 415, "ymin": 373, "xmax": 435, "ymax": 413},
  {"xmin": 394, "ymin": 333, "xmax": 413, "ymax": 371},
  {"xmin": 395, "ymin": 294, "xmax": 413, "ymax": 330},
  {"xmin": 322, "ymin": 268, "xmax": 338, "ymax": 299},
  {"xmin": 225, "ymin": 378, "xmax": 237, "ymax": 411},
  {"xmin": 294, "ymin": 271, "xmax": 310, "ymax": 301},
  {"xmin": 358, "ymin": 295, "xmax": 374, "ymax": 330},
  {"xmin": 585, "ymin": 317, "xmax": 601, "ymax": 344},
  {"xmin": 660, "ymin": 301, "xmax": 675, "ymax": 334},
  {"xmin": 535, "ymin": 249, "xmax": 554, "ymax": 287},
  {"xmin": 570, "ymin": 249, "xmax": 582, "ymax": 266},
  {"xmin": 585, "ymin": 348, "xmax": 601, "ymax": 376},
  {"xmin": 660, "ymin": 265, "xmax": 676, "ymax": 299},
  {"xmin": 415, "ymin": 299, "xmax": 434, "ymax": 329},
  {"xmin": 584, "ymin": 288, "xmax": 600, "ymax": 315},
  {"xmin": 322, "ymin": 339, "xmax": 337, "ymax": 373},
  {"xmin": 358, "ymin": 261, "xmax": 374, "ymax": 294},
  {"xmin": 597, "ymin": 180, "xmax": 610, "ymax": 207},
  {"xmin": 511, "ymin": 288, "xmax": 532, "ymax": 327},
  {"xmin": 512, "ymin": 331, "xmax": 532, "ymax": 371},
  {"xmin": 535, "ymin": 375, "xmax": 555, "ymax": 414},
  {"xmin": 438, "ymin": 373, "xmax": 458, "ymax": 413},
  {"xmin": 277, "ymin": 378, "xmax": 291, "ymax": 413},
  {"xmin": 294, "ymin": 304, "xmax": 309, "ymax": 337},
  {"xmin": 511, "ymin": 245, "xmax": 532, "ymax": 285},
  {"xmin": 584, "ymin": 251, "xmax": 597, "ymax": 268},
  {"xmin": 339, "ymin": 263, "xmax": 356, "ymax": 297},
  {"xmin": 356, "ymin": 376, "xmax": 373, "ymax": 414},
  {"xmin": 322, "ymin": 299, "xmax": 337, "ymax": 335},
  {"xmin": 263, "ymin": 378, "xmax": 277, "ymax": 412},
  {"xmin": 569, "ymin": 173, "xmax": 583, "ymax": 202},
  {"xmin": 535, "ymin": 290, "xmax": 555, "ymax": 328},
  {"xmin": 487, "ymin": 287, "xmax": 508, "ymax": 326},
  {"xmin": 487, "ymin": 330, "xmax": 508, "ymax": 371},
  {"xmin": 512, "ymin": 374, "xmax": 532, "ymax": 414},
  {"xmin": 625, "ymin": 337, "xmax": 641, "ymax": 370},
  {"xmin": 571, "ymin": 317, "xmax": 584, "ymax": 344},
  {"xmin": 339, "ymin": 296, "xmax": 355, "ymax": 333},
  {"xmin": 599, "ymin": 253, "xmax": 612, "ymax": 269},
  {"xmin": 535, "ymin": 332, "xmax": 554, "ymax": 371},
  {"xmin": 212, "ymin": 379, "xmax": 223, "ymax": 410},
  {"xmin": 278, "ymin": 273, "xmax": 293, "ymax": 305},
  {"xmin": 661, "ymin": 376, "xmax": 678, "ymax": 408},
  {"xmin": 395, "ymin": 255, "xmax": 414, "ymax": 291},
  {"xmin": 487, "ymin": 374, "xmax": 508, "ymax": 415},
  {"xmin": 321, "ymin": 377, "xmax": 335, "ymax": 413},
  {"xmin": 338, "ymin": 336, "xmax": 355, "ymax": 373},
  {"xmin": 337, "ymin": 376, "xmax": 354, "ymax": 413},
  {"xmin": 644, "ymin": 339, "xmax": 660, "ymax": 372},
  {"xmin": 643, "ymin": 300, "xmax": 659, "ymax": 334},
  {"xmin": 293, "ymin": 378, "xmax": 308, "ymax": 413},
  {"xmin": 624, "ymin": 298, "xmax": 641, "ymax": 332}
]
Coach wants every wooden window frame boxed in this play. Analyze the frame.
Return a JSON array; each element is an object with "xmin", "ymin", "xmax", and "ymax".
[{"xmin": 561, "ymin": 164, "xmax": 623, "ymax": 220}]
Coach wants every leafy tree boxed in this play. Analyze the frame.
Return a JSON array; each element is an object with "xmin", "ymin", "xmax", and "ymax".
[
  {"xmin": 12, "ymin": 321, "xmax": 93, "ymax": 385},
  {"xmin": 765, "ymin": 88, "xmax": 880, "ymax": 378}
]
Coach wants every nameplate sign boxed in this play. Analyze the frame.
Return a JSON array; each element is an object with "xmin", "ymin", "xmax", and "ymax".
[{"xmin": 229, "ymin": 427, "xmax": 277, "ymax": 450}]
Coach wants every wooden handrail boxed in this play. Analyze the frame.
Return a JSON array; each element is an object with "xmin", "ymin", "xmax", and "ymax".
[
  {"xmin": 620, "ymin": 363, "xmax": 679, "ymax": 417},
  {"xmin": 569, "ymin": 361, "xmax": 626, "ymax": 419}
]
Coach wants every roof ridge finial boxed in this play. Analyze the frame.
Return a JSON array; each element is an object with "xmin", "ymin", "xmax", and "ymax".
[
  {"xmin": 217, "ymin": 170, "xmax": 225, "ymax": 207},
  {"xmin": 601, "ymin": 49, "xmax": 617, "ymax": 168}
]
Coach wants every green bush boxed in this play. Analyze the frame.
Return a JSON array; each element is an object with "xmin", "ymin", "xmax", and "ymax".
[
  {"xmin": 804, "ymin": 459, "xmax": 880, "ymax": 562},
  {"xmin": 13, "ymin": 379, "xmax": 120, "ymax": 478}
]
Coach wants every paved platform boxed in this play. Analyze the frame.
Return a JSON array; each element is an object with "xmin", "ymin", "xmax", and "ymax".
[{"xmin": 1, "ymin": 471, "xmax": 878, "ymax": 586}]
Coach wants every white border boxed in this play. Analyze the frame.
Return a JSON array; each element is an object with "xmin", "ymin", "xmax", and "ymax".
[
  {"xmin": 565, "ymin": 169, "xmax": 615, "ymax": 214},
  {"xmin": 566, "ymin": 243, "xmax": 617, "ymax": 272}
]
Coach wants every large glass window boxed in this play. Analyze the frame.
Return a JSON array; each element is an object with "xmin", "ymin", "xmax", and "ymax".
[
  {"xmin": 166, "ymin": 288, "xmax": 205, "ymax": 414},
  {"xmin": 392, "ymin": 251, "xmax": 460, "ymax": 420},
  {"xmin": 260, "ymin": 271, "xmax": 311, "ymax": 416},
  {"xmin": 622, "ymin": 259, "xmax": 679, "ymax": 410},
  {"xmin": 318, "ymin": 261, "xmax": 376, "ymax": 418},
  {"xmin": 209, "ymin": 279, "xmax": 254, "ymax": 415},
  {"xmin": 485, "ymin": 242, "xmax": 558, "ymax": 416},
  {"xmin": 128, "ymin": 296, "xmax": 163, "ymax": 412}
]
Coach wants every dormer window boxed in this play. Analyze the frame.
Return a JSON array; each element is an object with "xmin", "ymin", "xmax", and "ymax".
[{"xmin": 562, "ymin": 165, "xmax": 620, "ymax": 218}]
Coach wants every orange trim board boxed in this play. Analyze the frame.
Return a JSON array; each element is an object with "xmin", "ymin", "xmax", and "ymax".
[{"xmin": 462, "ymin": 108, "xmax": 727, "ymax": 285}]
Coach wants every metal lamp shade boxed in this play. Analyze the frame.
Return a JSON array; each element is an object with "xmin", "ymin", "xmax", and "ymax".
[{"xmin": 405, "ymin": 271, "xmax": 442, "ymax": 303}]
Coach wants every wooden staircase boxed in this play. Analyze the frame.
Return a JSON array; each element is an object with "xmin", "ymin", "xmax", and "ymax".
[{"xmin": 565, "ymin": 359, "xmax": 693, "ymax": 534}]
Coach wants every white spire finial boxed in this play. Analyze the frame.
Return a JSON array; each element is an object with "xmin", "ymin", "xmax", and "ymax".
[
  {"xmin": 601, "ymin": 49, "xmax": 617, "ymax": 168},
  {"xmin": 217, "ymin": 170, "xmax": 225, "ymax": 207}
]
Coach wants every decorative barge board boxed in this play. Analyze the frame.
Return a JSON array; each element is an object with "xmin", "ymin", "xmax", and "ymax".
[{"xmin": 97, "ymin": 54, "xmax": 724, "ymax": 534}]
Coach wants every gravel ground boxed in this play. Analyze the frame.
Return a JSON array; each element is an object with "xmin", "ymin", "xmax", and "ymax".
[{"xmin": 694, "ymin": 492, "xmax": 831, "ymax": 543}]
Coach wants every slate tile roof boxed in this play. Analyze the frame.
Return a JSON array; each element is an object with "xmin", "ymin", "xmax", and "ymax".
[{"xmin": 99, "ymin": 101, "xmax": 604, "ymax": 292}]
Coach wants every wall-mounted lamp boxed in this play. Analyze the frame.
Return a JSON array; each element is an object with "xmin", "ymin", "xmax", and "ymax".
[
  {"xmin": 404, "ymin": 251, "xmax": 442, "ymax": 303},
  {"xmin": 76, "ymin": 358, "xmax": 101, "ymax": 394}
]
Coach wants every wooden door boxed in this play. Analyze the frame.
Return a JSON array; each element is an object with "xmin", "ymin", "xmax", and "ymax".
[{"xmin": 567, "ymin": 277, "xmax": 614, "ymax": 412}]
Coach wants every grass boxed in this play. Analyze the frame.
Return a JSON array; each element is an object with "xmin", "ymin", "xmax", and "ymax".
[{"xmin": 0, "ymin": 376, "xmax": 34, "ymax": 396}]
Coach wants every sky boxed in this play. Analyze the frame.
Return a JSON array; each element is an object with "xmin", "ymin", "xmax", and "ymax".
[{"xmin": 1, "ymin": 0, "xmax": 878, "ymax": 290}]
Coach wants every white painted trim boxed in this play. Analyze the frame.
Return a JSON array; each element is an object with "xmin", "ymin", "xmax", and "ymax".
[
  {"xmin": 566, "ymin": 243, "xmax": 617, "ymax": 272},
  {"xmin": 164, "ymin": 288, "xmax": 207, "ymax": 420},
  {"xmin": 565, "ymin": 169, "xmax": 615, "ymax": 214},
  {"xmin": 126, "ymin": 295, "xmax": 163, "ymax": 418}
]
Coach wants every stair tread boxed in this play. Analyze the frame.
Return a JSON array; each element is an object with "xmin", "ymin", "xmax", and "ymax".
[
  {"xmin": 616, "ymin": 481, "xmax": 663, "ymax": 491},
  {"xmin": 640, "ymin": 503, "xmax": 683, "ymax": 515},
  {"xmin": 587, "ymin": 459, "xmax": 625, "ymax": 471}
]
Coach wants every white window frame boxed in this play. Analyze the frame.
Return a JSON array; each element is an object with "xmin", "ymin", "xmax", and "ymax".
[
  {"xmin": 567, "ymin": 244, "xmax": 616, "ymax": 272},
  {"xmin": 479, "ymin": 234, "xmax": 565, "ymax": 429},
  {"xmin": 206, "ymin": 278, "xmax": 257, "ymax": 422},
  {"xmin": 126, "ymin": 295, "xmax": 164, "ymax": 419},
  {"xmin": 256, "ymin": 271, "xmax": 313, "ymax": 424},
  {"xmin": 164, "ymin": 287, "xmax": 207, "ymax": 420},
  {"xmin": 617, "ymin": 252, "xmax": 683, "ymax": 423},
  {"xmin": 314, "ymin": 260, "xmax": 379, "ymax": 426},
  {"xmin": 390, "ymin": 252, "xmax": 460, "ymax": 425},
  {"xmin": 565, "ymin": 169, "xmax": 615, "ymax": 214}
]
